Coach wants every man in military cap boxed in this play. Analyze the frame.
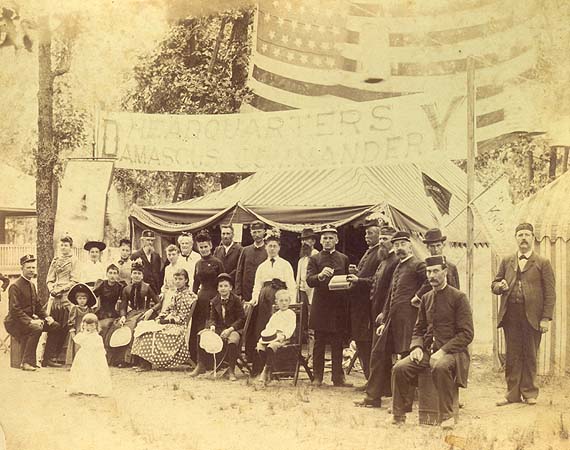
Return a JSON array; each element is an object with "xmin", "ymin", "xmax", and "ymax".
[
  {"xmin": 346, "ymin": 218, "xmax": 383, "ymax": 380},
  {"xmin": 355, "ymin": 230, "xmax": 430, "ymax": 407},
  {"xmin": 390, "ymin": 255, "xmax": 473, "ymax": 428},
  {"xmin": 491, "ymin": 222, "xmax": 555, "ymax": 406},
  {"xmin": 130, "ymin": 229, "xmax": 163, "ymax": 294},
  {"xmin": 307, "ymin": 224, "xmax": 352, "ymax": 387},
  {"xmin": 423, "ymin": 228, "xmax": 460, "ymax": 289},
  {"xmin": 4, "ymin": 255, "xmax": 58, "ymax": 371}
]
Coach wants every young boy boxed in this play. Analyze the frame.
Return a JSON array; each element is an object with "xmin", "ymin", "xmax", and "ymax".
[
  {"xmin": 256, "ymin": 288, "xmax": 297, "ymax": 385},
  {"xmin": 190, "ymin": 273, "xmax": 245, "ymax": 381}
]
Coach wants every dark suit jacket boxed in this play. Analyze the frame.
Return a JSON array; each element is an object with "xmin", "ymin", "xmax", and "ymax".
[
  {"xmin": 382, "ymin": 255, "xmax": 431, "ymax": 354},
  {"xmin": 307, "ymin": 249, "xmax": 350, "ymax": 333},
  {"xmin": 4, "ymin": 276, "xmax": 46, "ymax": 337},
  {"xmin": 234, "ymin": 244, "xmax": 266, "ymax": 301},
  {"xmin": 491, "ymin": 252, "xmax": 556, "ymax": 331},
  {"xmin": 370, "ymin": 251, "xmax": 399, "ymax": 321},
  {"xmin": 411, "ymin": 285, "xmax": 473, "ymax": 387},
  {"xmin": 207, "ymin": 292, "xmax": 245, "ymax": 333},
  {"xmin": 446, "ymin": 260, "xmax": 460, "ymax": 290},
  {"xmin": 119, "ymin": 281, "xmax": 161, "ymax": 316},
  {"xmin": 131, "ymin": 249, "xmax": 163, "ymax": 294},
  {"xmin": 349, "ymin": 244, "xmax": 382, "ymax": 341},
  {"xmin": 213, "ymin": 243, "xmax": 243, "ymax": 283}
]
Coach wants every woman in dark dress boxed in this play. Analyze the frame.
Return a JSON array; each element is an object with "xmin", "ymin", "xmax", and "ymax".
[{"xmin": 189, "ymin": 230, "xmax": 225, "ymax": 363}]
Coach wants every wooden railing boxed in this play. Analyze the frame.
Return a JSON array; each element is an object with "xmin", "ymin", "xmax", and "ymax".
[{"xmin": 0, "ymin": 245, "xmax": 120, "ymax": 275}]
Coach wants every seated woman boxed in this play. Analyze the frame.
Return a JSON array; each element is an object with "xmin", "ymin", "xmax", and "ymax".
[
  {"xmin": 106, "ymin": 262, "xmax": 161, "ymax": 367},
  {"xmin": 93, "ymin": 264, "xmax": 123, "ymax": 358},
  {"xmin": 131, "ymin": 268, "xmax": 197, "ymax": 371},
  {"xmin": 256, "ymin": 286, "xmax": 296, "ymax": 385},
  {"xmin": 190, "ymin": 273, "xmax": 245, "ymax": 381}
]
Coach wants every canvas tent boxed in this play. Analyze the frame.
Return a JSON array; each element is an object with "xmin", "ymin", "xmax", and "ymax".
[
  {"xmin": 130, "ymin": 161, "xmax": 489, "ymax": 246},
  {"xmin": 509, "ymin": 170, "xmax": 570, "ymax": 376}
]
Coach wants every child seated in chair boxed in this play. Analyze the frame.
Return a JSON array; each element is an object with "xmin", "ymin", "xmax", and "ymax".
[
  {"xmin": 190, "ymin": 273, "xmax": 245, "ymax": 381},
  {"xmin": 256, "ymin": 287, "xmax": 296, "ymax": 385}
]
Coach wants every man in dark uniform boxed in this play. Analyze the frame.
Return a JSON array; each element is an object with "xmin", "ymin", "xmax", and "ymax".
[
  {"xmin": 307, "ymin": 224, "xmax": 352, "ymax": 388},
  {"xmin": 213, "ymin": 224, "xmax": 243, "ymax": 284},
  {"xmin": 390, "ymin": 255, "xmax": 474, "ymax": 429},
  {"xmin": 492, "ymin": 222, "xmax": 555, "ymax": 406},
  {"xmin": 4, "ymin": 255, "xmax": 57, "ymax": 371},
  {"xmin": 234, "ymin": 221, "xmax": 267, "ymax": 362},
  {"xmin": 346, "ymin": 218, "xmax": 382, "ymax": 380},
  {"xmin": 423, "ymin": 228, "xmax": 460, "ymax": 289},
  {"xmin": 130, "ymin": 229, "xmax": 162, "ymax": 294},
  {"xmin": 355, "ymin": 230, "xmax": 431, "ymax": 407},
  {"xmin": 370, "ymin": 226, "xmax": 399, "ymax": 323}
]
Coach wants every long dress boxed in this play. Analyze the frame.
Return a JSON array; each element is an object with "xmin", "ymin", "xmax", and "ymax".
[
  {"xmin": 189, "ymin": 255, "xmax": 225, "ymax": 362},
  {"xmin": 93, "ymin": 280, "xmax": 123, "ymax": 353},
  {"xmin": 65, "ymin": 305, "xmax": 94, "ymax": 365},
  {"xmin": 44, "ymin": 254, "xmax": 81, "ymax": 364},
  {"xmin": 68, "ymin": 331, "xmax": 112, "ymax": 397},
  {"xmin": 131, "ymin": 287, "xmax": 197, "ymax": 368}
]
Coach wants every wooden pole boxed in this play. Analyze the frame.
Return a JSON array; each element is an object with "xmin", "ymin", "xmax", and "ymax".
[{"xmin": 466, "ymin": 57, "xmax": 476, "ymax": 307}]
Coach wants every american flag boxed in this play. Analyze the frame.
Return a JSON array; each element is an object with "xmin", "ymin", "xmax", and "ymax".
[{"xmin": 246, "ymin": 0, "xmax": 542, "ymax": 153}]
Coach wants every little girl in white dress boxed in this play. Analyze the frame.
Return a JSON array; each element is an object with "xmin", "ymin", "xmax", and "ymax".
[{"xmin": 68, "ymin": 313, "xmax": 112, "ymax": 397}]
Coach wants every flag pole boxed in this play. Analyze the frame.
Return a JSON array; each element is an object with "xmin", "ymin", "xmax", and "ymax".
[{"xmin": 466, "ymin": 57, "xmax": 476, "ymax": 307}]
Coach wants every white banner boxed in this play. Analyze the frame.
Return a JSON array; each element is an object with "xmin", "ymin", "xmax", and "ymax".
[
  {"xmin": 54, "ymin": 160, "xmax": 115, "ymax": 245},
  {"xmin": 96, "ymin": 94, "xmax": 472, "ymax": 172}
]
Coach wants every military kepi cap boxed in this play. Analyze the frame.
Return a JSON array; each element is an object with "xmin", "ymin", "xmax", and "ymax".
[
  {"xmin": 515, "ymin": 222, "xmax": 534, "ymax": 234},
  {"xmin": 20, "ymin": 254, "xmax": 36, "ymax": 265},
  {"xmin": 425, "ymin": 255, "xmax": 447, "ymax": 267},
  {"xmin": 141, "ymin": 229, "xmax": 155, "ymax": 238},
  {"xmin": 250, "ymin": 221, "xmax": 266, "ymax": 230},
  {"xmin": 320, "ymin": 224, "xmax": 338, "ymax": 234},
  {"xmin": 391, "ymin": 231, "xmax": 411, "ymax": 243}
]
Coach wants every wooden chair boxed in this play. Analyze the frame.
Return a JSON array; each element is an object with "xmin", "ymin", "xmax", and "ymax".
[
  {"xmin": 0, "ymin": 334, "xmax": 10, "ymax": 354},
  {"xmin": 235, "ymin": 302, "xmax": 254, "ymax": 374},
  {"xmin": 270, "ymin": 303, "xmax": 314, "ymax": 386}
]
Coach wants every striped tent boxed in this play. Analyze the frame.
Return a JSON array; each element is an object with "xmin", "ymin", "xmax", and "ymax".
[
  {"xmin": 247, "ymin": 0, "xmax": 541, "ymax": 151},
  {"xmin": 507, "ymin": 171, "xmax": 570, "ymax": 376},
  {"xmin": 130, "ymin": 161, "xmax": 489, "ymax": 245}
]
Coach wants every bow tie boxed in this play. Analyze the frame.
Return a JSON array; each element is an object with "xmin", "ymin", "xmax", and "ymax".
[
  {"xmin": 221, "ymin": 297, "xmax": 230, "ymax": 306},
  {"xmin": 519, "ymin": 255, "xmax": 528, "ymax": 260}
]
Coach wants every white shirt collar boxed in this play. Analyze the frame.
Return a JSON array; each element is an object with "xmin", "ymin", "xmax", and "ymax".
[
  {"xmin": 517, "ymin": 250, "xmax": 533, "ymax": 259},
  {"xmin": 223, "ymin": 242, "xmax": 234, "ymax": 251},
  {"xmin": 254, "ymin": 241, "xmax": 265, "ymax": 248}
]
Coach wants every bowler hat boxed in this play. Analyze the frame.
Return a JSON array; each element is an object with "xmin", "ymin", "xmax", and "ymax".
[
  {"xmin": 320, "ymin": 224, "xmax": 338, "ymax": 235},
  {"xmin": 83, "ymin": 240, "xmax": 107, "ymax": 252},
  {"xmin": 422, "ymin": 228, "xmax": 447, "ymax": 244},
  {"xmin": 20, "ymin": 254, "xmax": 36, "ymax": 265},
  {"xmin": 391, "ymin": 231, "xmax": 411, "ymax": 243},
  {"xmin": 299, "ymin": 228, "xmax": 318, "ymax": 240},
  {"xmin": 141, "ymin": 230, "xmax": 155, "ymax": 238},
  {"xmin": 68, "ymin": 283, "xmax": 97, "ymax": 307}
]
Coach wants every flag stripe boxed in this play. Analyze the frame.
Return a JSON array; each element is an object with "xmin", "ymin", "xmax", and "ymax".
[
  {"xmin": 348, "ymin": 0, "xmax": 500, "ymax": 18},
  {"xmin": 250, "ymin": 93, "xmax": 296, "ymax": 112},
  {"xmin": 477, "ymin": 110, "xmax": 505, "ymax": 128}
]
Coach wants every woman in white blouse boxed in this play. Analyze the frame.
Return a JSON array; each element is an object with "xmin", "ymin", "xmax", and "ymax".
[
  {"xmin": 82, "ymin": 240, "xmax": 107, "ymax": 287},
  {"xmin": 250, "ymin": 228, "xmax": 296, "ymax": 375}
]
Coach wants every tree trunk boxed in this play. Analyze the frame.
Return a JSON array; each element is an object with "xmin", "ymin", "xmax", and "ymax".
[
  {"xmin": 36, "ymin": 16, "xmax": 57, "ymax": 305},
  {"xmin": 230, "ymin": 11, "xmax": 250, "ymax": 89},
  {"xmin": 548, "ymin": 146, "xmax": 558, "ymax": 180},
  {"xmin": 208, "ymin": 17, "xmax": 229, "ymax": 74},
  {"xmin": 562, "ymin": 146, "xmax": 569, "ymax": 173}
]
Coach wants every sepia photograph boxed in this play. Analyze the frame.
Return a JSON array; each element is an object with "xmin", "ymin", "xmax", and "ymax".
[{"xmin": 1, "ymin": 0, "xmax": 569, "ymax": 449}]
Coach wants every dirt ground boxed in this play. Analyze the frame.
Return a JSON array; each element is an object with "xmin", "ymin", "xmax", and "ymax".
[{"xmin": 1, "ymin": 352, "xmax": 569, "ymax": 450}]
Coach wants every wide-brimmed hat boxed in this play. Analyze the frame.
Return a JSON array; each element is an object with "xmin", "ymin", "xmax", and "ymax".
[
  {"xmin": 199, "ymin": 329, "xmax": 223, "ymax": 354},
  {"xmin": 422, "ymin": 228, "xmax": 447, "ymax": 244},
  {"xmin": 109, "ymin": 326, "xmax": 132, "ymax": 347},
  {"xmin": 260, "ymin": 328, "xmax": 278, "ymax": 343},
  {"xmin": 83, "ymin": 240, "xmax": 106, "ymax": 252},
  {"xmin": 299, "ymin": 228, "xmax": 318, "ymax": 240},
  {"xmin": 68, "ymin": 283, "xmax": 97, "ymax": 307}
]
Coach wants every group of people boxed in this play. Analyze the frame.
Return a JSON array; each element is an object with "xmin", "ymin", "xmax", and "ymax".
[{"xmin": 3, "ymin": 219, "xmax": 556, "ymax": 428}]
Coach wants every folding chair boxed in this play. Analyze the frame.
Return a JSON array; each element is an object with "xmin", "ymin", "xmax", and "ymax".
[
  {"xmin": 236, "ymin": 302, "xmax": 254, "ymax": 374},
  {"xmin": 0, "ymin": 335, "xmax": 10, "ymax": 354},
  {"xmin": 270, "ymin": 303, "xmax": 314, "ymax": 386}
]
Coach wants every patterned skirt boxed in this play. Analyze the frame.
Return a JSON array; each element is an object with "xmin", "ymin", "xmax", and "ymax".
[{"xmin": 131, "ymin": 324, "xmax": 191, "ymax": 369}]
